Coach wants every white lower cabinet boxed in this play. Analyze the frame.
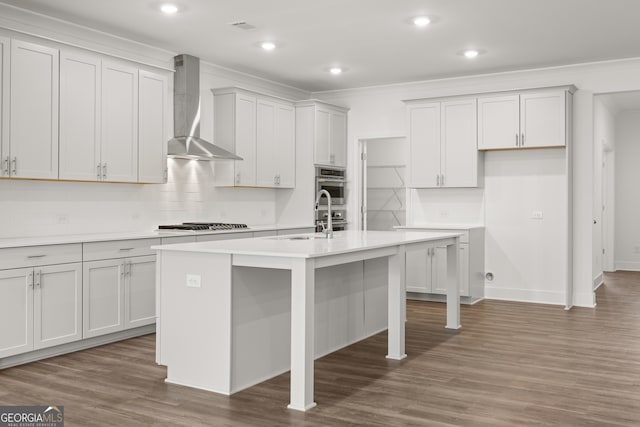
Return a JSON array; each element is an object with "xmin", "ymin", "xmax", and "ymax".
[
  {"xmin": 82, "ymin": 239, "xmax": 158, "ymax": 339},
  {"xmin": 0, "ymin": 262, "xmax": 82, "ymax": 359},
  {"xmin": 402, "ymin": 228, "xmax": 484, "ymax": 302}
]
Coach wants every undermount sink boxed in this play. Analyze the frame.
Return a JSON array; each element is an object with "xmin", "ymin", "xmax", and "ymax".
[{"xmin": 273, "ymin": 235, "xmax": 320, "ymax": 240}]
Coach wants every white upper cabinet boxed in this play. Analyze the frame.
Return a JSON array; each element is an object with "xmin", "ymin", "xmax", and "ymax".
[
  {"xmin": 0, "ymin": 37, "xmax": 8, "ymax": 178},
  {"xmin": 101, "ymin": 60, "xmax": 139, "ymax": 182},
  {"xmin": 9, "ymin": 40, "xmax": 59, "ymax": 179},
  {"xmin": 213, "ymin": 87, "xmax": 295, "ymax": 188},
  {"xmin": 256, "ymin": 99, "xmax": 295, "ymax": 188},
  {"xmin": 213, "ymin": 90, "xmax": 257, "ymax": 186},
  {"xmin": 478, "ymin": 90, "xmax": 568, "ymax": 150},
  {"xmin": 406, "ymin": 98, "xmax": 480, "ymax": 188},
  {"xmin": 313, "ymin": 105, "xmax": 347, "ymax": 167},
  {"xmin": 59, "ymin": 50, "xmax": 101, "ymax": 181},
  {"xmin": 138, "ymin": 70, "xmax": 168, "ymax": 183}
]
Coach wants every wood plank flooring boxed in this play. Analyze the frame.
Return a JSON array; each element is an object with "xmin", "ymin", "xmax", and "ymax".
[{"xmin": 2, "ymin": 271, "xmax": 640, "ymax": 426}]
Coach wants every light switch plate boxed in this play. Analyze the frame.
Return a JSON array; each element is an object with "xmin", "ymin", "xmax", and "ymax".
[
  {"xmin": 531, "ymin": 211, "xmax": 544, "ymax": 220},
  {"xmin": 186, "ymin": 274, "xmax": 201, "ymax": 288}
]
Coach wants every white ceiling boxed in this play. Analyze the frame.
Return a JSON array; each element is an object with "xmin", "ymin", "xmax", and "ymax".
[{"xmin": 2, "ymin": 0, "xmax": 640, "ymax": 92}]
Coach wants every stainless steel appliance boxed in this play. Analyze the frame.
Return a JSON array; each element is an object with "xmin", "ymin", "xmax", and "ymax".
[
  {"xmin": 315, "ymin": 209, "xmax": 347, "ymax": 232},
  {"xmin": 315, "ymin": 166, "xmax": 345, "ymax": 205},
  {"xmin": 158, "ymin": 222, "xmax": 249, "ymax": 231}
]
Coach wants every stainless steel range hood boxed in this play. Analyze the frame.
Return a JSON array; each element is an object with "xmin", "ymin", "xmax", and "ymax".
[{"xmin": 168, "ymin": 54, "xmax": 242, "ymax": 160}]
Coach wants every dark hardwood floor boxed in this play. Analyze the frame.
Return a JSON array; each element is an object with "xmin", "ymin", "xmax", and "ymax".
[{"xmin": 2, "ymin": 271, "xmax": 640, "ymax": 426}]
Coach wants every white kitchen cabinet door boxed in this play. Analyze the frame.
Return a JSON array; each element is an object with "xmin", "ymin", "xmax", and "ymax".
[
  {"xmin": 59, "ymin": 51, "xmax": 101, "ymax": 181},
  {"xmin": 276, "ymin": 103, "xmax": 295, "ymax": 187},
  {"xmin": 477, "ymin": 95, "xmax": 519, "ymax": 150},
  {"xmin": 405, "ymin": 245, "xmax": 433, "ymax": 293},
  {"xmin": 441, "ymin": 99, "xmax": 478, "ymax": 187},
  {"xmin": 10, "ymin": 40, "xmax": 59, "ymax": 179},
  {"xmin": 33, "ymin": 263, "xmax": 82, "ymax": 350},
  {"xmin": 138, "ymin": 70, "xmax": 168, "ymax": 183},
  {"xmin": 0, "ymin": 37, "xmax": 8, "ymax": 178},
  {"xmin": 0, "ymin": 268, "xmax": 33, "ymax": 358},
  {"xmin": 232, "ymin": 93, "xmax": 258, "ymax": 186},
  {"xmin": 408, "ymin": 103, "xmax": 440, "ymax": 188},
  {"xmin": 431, "ymin": 244, "xmax": 468, "ymax": 296},
  {"xmin": 330, "ymin": 110, "xmax": 347, "ymax": 167},
  {"xmin": 256, "ymin": 98, "xmax": 277, "ymax": 187},
  {"xmin": 520, "ymin": 91, "xmax": 566, "ymax": 148},
  {"xmin": 314, "ymin": 108, "xmax": 331, "ymax": 165},
  {"xmin": 124, "ymin": 255, "xmax": 156, "ymax": 329},
  {"xmin": 83, "ymin": 259, "xmax": 125, "ymax": 338},
  {"xmin": 101, "ymin": 61, "xmax": 139, "ymax": 182}
]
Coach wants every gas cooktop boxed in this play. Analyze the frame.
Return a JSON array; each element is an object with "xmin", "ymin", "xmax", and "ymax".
[{"xmin": 158, "ymin": 222, "xmax": 249, "ymax": 231}]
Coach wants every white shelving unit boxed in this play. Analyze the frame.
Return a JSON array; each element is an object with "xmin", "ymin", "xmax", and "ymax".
[{"xmin": 366, "ymin": 164, "xmax": 406, "ymax": 230}]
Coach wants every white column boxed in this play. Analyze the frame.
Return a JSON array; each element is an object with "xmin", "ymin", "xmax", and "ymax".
[
  {"xmin": 387, "ymin": 246, "xmax": 407, "ymax": 360},
  {"xmin": 288, "ymin": 257, "xmax": 317, "ymax": 411},
  {"xmin": 446, "ymin": 238, "xmax": 461, "ymax": 329}
]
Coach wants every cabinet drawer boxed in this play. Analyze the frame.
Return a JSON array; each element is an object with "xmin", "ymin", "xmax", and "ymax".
[
  {"xmin": 83, "ymin": 238, "xmax": 160, "ymax": 261},
  {"xmin": 0, "ymin": 244, "xmax": 82, "ymax": 270},
  {"xmin": 403, "ymin": 229, "xmax": 469, "ymax": 243}
]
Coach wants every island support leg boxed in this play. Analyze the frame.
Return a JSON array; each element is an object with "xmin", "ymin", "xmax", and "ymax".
[
  {"xmin": 446, "ymin": 238, "xmax": 461, "ymax": 329},
  {"xmin": 288, "ymin": 258, "xmax": 317, "ymax": 411},
  {"xmin": 387, "ymin": 247, "xmax": 407, "ymax": 360}
]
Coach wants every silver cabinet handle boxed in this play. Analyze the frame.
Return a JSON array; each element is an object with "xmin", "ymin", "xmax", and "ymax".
[
  {"xmin": 27, "ymin": 271, "xmax": 34, "ymax": 288},
  {"xmin": 516, "ymin": 133, "xmax": 519, "ymax": 147},
  {"xmin": 27, "ymin": 254, "xmax": 46, "ymax": 259},
  {"xmin": 121, "ymin": 262, "xmax": 125, "ymax": 278},
  {"xmin": 3, "ymin": 156, "xmax": 8, "ymax": 176},
  {"xmin": 436, "ymin": 175, "xmax": 440, "ymax": 186},
  {"xmin": 118, "ymin": 247, "xmax": 135, "ymax": 251},
  {"xmin": 12, "ymin": 157, "xmax": 16, "ymax": 175},
  {"xmin": 235, "ymin": 173, "xmax": 241, "ymax": 185},
  {"xmin": 164, "ymin": 168, "xmax": 168, "ymax": 182},
  {"xmin": 125, "ymin": 260, "xmax": 131, "ymax": 277},
  {"xmin": 330, "ymin": 154, "xmax": 335, "ymax": 165},
  {"xmin": 35, "ymin": 270, "xmax": 41, "ymax": 288},
  {"xmin": 521, "ymin": 133, "xmax": 525, "ymax": 147},
  {"xmin": 441, "ymin": 174, "xmax": 445, "ymax": 186},
  {"xmin": 97, "ymin": 163, "xmax": 101, "ymax": 180},
  {"xmin": 102, "ymin": 163, "xmax": 107, "ymax": 180}
]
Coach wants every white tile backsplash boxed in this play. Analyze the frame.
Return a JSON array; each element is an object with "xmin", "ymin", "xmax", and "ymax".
[{"xmin": 0, "ymin": 159, "xmax": 276, "ymax": 239}]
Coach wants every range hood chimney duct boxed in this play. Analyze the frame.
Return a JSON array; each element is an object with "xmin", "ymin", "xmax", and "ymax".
[{"xmin": 167, "ymin": 54, "xmax": 242, "ymax": 160}]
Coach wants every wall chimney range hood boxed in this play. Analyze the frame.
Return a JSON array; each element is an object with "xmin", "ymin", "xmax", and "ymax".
[{"xmin": 167, "ymin": 54, "xmax": 242, "ymax": 160}]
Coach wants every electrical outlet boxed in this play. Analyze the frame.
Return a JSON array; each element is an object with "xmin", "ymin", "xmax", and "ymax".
[
  {"xmin": 56, "ymin": 214, "xmax": 69, "ymax": 224},
  {"xmin": 531, "ymin": 211, "xmax": 544, "ymax": 220},
  {"xmin": 439, "ymin": 210, "xmax": 450, "ymax": 218},
  {"xmin": 186, "ymin": 274, "xmax": 201, "ymax": 288}
]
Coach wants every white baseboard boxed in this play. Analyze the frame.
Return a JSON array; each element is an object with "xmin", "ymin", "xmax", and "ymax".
[
  {"xmin": 484, "ymin": 286, "xmax": 565, "ymax": 306},
  {"xmin": 615, "ymin": 261, "xmax": 640, "ymax": 271},
  {"xmin": 593, "ymin": 273, "xmax": 603, "ymax": 291}
]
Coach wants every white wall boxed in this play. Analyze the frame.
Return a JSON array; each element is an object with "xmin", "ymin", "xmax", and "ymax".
[
  {"xmin": 0, "ymin": 5, "xmax": 311, "ymax": 239},
  {"xmin": 614, "ymin": 110, "xmax": 640, "ymax": 270},
  {"xmin": 313, "ymin": 58, "xmax": 640, "ymax": 307}
]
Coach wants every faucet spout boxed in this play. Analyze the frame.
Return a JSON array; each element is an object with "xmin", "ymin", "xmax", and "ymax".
[{"xmin": 314, "ymin": 189, "xmax": 333, "ymax": 239}]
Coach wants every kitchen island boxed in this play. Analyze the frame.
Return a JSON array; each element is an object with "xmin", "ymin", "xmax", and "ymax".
[{"xmin": 152, "ymin": 230, "xmax": 462, "ymax": 411}]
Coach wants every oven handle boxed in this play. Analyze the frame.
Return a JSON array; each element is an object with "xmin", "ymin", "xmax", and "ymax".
[{"xmin": 316, "ymin": 178, "xmax": 346, "ymax": 184}]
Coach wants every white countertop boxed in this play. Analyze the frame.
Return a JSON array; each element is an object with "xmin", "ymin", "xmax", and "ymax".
[
  {"xmin": 0, "ymin": 224, "xmax": 314, "ymax": 249},
  {"xmin": 395, "ymin": 224, "xmax": 484, "ymax": 230},
  {"xmin": 152, "ymin": 230, "xmax": 462, "ymax": 259}
]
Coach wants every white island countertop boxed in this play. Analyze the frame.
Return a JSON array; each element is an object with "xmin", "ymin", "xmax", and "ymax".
[
  {"xmin": 152, "ymin": 230, "xmax": 462, "ymax": 259},
  {"xmin": 154, "ymin": 229, "xmax": 463, "ymax": 412}
]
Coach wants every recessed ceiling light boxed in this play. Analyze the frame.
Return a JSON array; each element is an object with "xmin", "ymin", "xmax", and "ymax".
[
  {"xmin": 464, "ymin": 50, "xmax": 479, "ymax": 59},
  {"xmin": 329, "ymin": 67, "xmax": 343, "ymax": 75},
  {"xmin": 261, "ymin": 41, "xmax": 276, "ymax": 51},
  {"xmin": 413, "ymin": 16, "xmax": 431, "ymax": 27},
  {"xmin": 160, "ymin": 4, "xmax": 178, "ymax": 14}
]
